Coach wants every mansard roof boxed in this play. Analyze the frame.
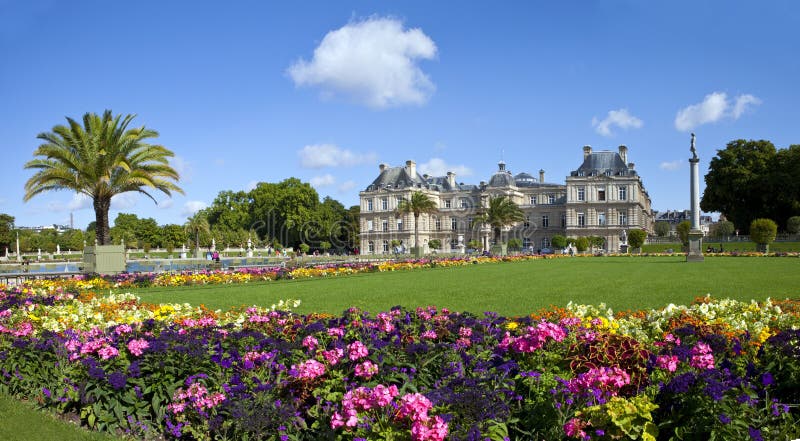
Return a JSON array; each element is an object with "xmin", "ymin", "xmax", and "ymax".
[
  {"xmin": 514, "ymin": 172, "xmax": 537, "ymax": 187},
  {"xmin": 571, "ymin": 151, "xmax": 633, "ymax": 176},
  {"xmin": 367, "ymin": 166, "xmax": 426, "ymax": 190}
]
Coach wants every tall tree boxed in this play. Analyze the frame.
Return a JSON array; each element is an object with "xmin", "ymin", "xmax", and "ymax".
[
  {"xmin": 185, "ymin": 212, "xmax": 210, "ymax": 257},
  {"xmin": 24, "ymin": 110, "xmax": 183, "ymax": 245},
  {"xmin": 475, "ymin": 195, "xmax": 525, "ymax": 244},
  {"xmin": 396, "ymin": 191, "xmax": 438, "ymax": 253},
  {"xmin": 701, "ymin": 139, "xmax": 775, "ymax": 233},
  {"xmin": 0, "ymin": 214, "xmax": 14, "ymax": 252}
]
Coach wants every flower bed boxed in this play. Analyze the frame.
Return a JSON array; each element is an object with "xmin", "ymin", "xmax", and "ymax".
[{"xmin": 2, "ymin": 285, "xmax": 800, "ymax": 440}]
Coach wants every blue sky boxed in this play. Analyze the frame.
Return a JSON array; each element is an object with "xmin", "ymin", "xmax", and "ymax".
[{"xmin": 2, "ymin": 0, "xmax": 798, "ymax": 229}]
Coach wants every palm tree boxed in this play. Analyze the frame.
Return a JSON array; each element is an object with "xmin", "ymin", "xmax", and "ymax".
[
  {"xmin": 396, "ymin": 191, "xmax": 438, "ymax": 255},
  {"xmin": 475, "ymin": 195, "xmax": 525, "ymax": 245},
  {"xmin": 185, "ymin": 212, "xmax": 210, "ymax": 258},
  {"xmin": 24, "ymin": 110, "xmax": 183, "ymax": 245}
]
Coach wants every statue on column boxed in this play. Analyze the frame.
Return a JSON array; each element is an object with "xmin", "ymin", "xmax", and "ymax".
[{"xmin": 690, "ymin": 132, "xmax": 698, "ymax": 160}]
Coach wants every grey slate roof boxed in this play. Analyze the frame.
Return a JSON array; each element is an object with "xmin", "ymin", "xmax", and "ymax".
[
  {"xmin": 571, "ymin": 151, "xmax": 633, "ymax": 176},
  {"xmin": 367, "ymin": 166, "xmax": 427, "ymax": 190},
  {"xmin": 488, "ymin": 171, "xmax": 516, "ymax": 187},
  {"xmin": 514, "ymin": 172, "xmax": 537, "ymax": 187}
]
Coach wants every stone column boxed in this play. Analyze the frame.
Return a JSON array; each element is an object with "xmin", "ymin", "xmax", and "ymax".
[{"xmin": 687, "ymin": 133, "xmax": 704, "ymax": 262}]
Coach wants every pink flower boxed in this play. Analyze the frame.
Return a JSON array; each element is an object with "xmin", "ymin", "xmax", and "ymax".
[
  {"xmin": 411, "ymin": 415, "xmax": 449, "ymax": 441},
  {"xmin": 347, "ymin": 341, "xmax": 369, "ymax": 360},
  {"xmin": 421, "ymin": 330, "xmax": 437, "ymax": 340},
  {"xmin": 372, "ymin": 384, "xmax": 399, "ymax": 406},
  {"xmin": 292, "ymin": 359, "xmax": 326, "ymax": 380},
  {"xmin": 115, "ymin": 324, "xmax": 133, "ymax": 335},
  {"xmin": 327, "ymin": 327, "xmax": 345, "ymax": 337},
  {"xmin": 656, "ymin": 355, "xmax": 679, "ymax": 372},
  {"xmin": 322, "ymin": 348, "xmax": 344, "ymax": 365},
  {"xmin": 98, "ymin": 346, "xmax": 119, "ymax": 360},
  {"xmin": 690, "ymin": 342, "xmax": 715, "ymax": 370},
  {"xmin": 563, "ymin": 417, "xmax": 587, "ymax": 438},
  {"xmin": 302, "ymin": 335, "xmax": 319, "ymax": 351},
  {"xmin": 399, "ymin": 393, "xmax": 433, "ymax": 422},
  {"xmin": 127, "ymin": 338, "xmax": 150, "ymax": 357},
  {"xmin": 458, "ymin": 327, "xmax": 473, "ymax": 338},
  {"xmin": 354, "ymin": 360, "xmax": 379, "ymax": 379}
]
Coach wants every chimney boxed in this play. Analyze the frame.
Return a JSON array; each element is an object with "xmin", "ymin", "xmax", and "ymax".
[
  {"xmin": 583, "ymin": 145, "xmax": 592, "ymax": 159},
  {"xmin": 379, "ymin": 163, "xmax": 388, "ymax": 172},
  {"xmin": 618, "ymin": 145, "xmax": 628, "ymax": 163},
  {"xmin": 405, "ymin": 160, "xmax": 416, "ymax": 177},
  {"xmin": 446, "ymin": 171, "xmax": 456, "ymax": 187},
  {"xmin": 539, "ymin": 169, "xmax": 545, "ymax": 183},
  {"xmin": 628, "ymin": 162, "xmax": 635, "ymax": 170}
]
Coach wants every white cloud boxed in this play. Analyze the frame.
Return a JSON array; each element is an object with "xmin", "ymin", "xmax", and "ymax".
[
  {"xmin": 158, "ymin": 198, "xmax": 174, "ymax": 209},
  {"xmin": 181, "ymin": 200, "xmax": 207, "ymax": 216},
  {"xmin": 659, "ymin": 160, "xmax": 683, "ymax": 171},
  {"xmin": 169, "ymin": 156, "xmax": 192, "ymax": 183},
  {"xmin": 110, "ymin": 193, "xmax": 138, "ymax": 211},
  {"xmin": 418, "ymin": 158, "xmax": 473, "ymax": 177},
  {"xmin": 338, "ymin": 180, "xmax": 356, "ymax": 193},
  {"xmin": 298, "ymin": 144, "xmax": 377, "ymax": 168},
  {"xmin": 246, "ymin": 180, "xmax": 259, "ymax": 191},
  {"xmin": 68, "ymin": 193, "xmax": 92, "ymax": 211},
  {"xmin": 675, "ymin": 92, "xmax": 761, "ymax": 131},
  {"xmin": 732, "ymin": 94, "xmax": 761, "ymax": 118},
  {"xmin": 287, "ymin": 17, "xmax": 437, "ymax": 109},
  {"xmin": 310, "ymin": 174, "xmax": 336, "ymax": 187},
  {"xmin": 591, "ymin": 108, "xmax": 643, "ymax": 137}
]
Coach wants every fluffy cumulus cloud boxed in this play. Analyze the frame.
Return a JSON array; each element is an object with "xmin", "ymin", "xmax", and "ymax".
[
  {"xmin": 418, "ymin": 158, "xmax": 473, "ymax": 177},
  {"xmin": 287, "ymin": 17, "xmax": 437, "ymax": 109},
  {"xmin": 659, "ymin": 160, "xmax": 683, "ymax": 171},
  {"xmin": 674, "ymin": 92, "xmax": 761, "ymax": 131},
  {"xmin": 310, "ymin": 174, "xmax": 336, "ymax": 187},
  {"xmin": 298, "ymin": 144, "xmax": 376, "ymax": 168},
  {"xmin": 591, "ymin": 108, "xmax": 643, "ymax": 137},
  {"xmin": 338, "ymin": 180, "xmax": 356, "ymax": 193},
  {"xmin": 181, "ymin": 200, "xmax": 207, "ymax": 216}
]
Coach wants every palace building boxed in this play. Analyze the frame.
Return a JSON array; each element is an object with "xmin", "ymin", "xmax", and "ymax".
[{"xmin": 358, "ymin": 145, "xmax": 654, "ymax": 255}]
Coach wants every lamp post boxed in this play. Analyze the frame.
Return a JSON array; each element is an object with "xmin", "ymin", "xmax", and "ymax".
[{"xmin": 16, "ymin": 230, "xmax": 20, "ymax": 262}]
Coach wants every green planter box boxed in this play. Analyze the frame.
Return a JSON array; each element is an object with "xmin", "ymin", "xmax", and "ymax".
[{"xmin": 82, "ymin": 245, "xmax": 126, "ymax": 274}]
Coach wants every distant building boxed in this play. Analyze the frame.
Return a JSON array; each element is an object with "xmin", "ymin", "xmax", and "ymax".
[
  {"xmin": 358, "ymin": 145, "xmax": 654, "ymax": 254},
  {"xmin": 652, "ymin": 210, "xmax": 713, "ymax": 236},
  {"xmin": 18, "ymin": 224, "xmax": 73, "ymax": 233}
]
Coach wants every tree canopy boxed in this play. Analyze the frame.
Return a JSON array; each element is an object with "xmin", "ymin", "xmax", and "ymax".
[
  {"xmin": 475, "ymin": 196, "xmax": 525, "ymax": 243},
  {"xmin": 702, "ymin": 139, "xmax": 800, "ymax": 233},
  {"xmin": 24, "ymin": 111, "xmax": 183, "ymax": 244},
  {"xmin": 396, "ymin": 191, "xmax": 438, "ymax": 252}
]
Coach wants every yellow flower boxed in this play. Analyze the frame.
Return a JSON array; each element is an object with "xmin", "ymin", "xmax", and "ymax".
[{"xmin": 505, "ymin": 322, "xmax": 518, "ymax": 330}]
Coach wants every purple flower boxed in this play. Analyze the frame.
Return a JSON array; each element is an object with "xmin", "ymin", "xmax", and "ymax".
[
  {"xmin": 748, "ymin": 426, "xmax": 763, "ymax": 441},
  {"xmin": 42, "ymin": 387, "xmax": 51, "ymax": 399},
  {"xmin": 108, "ymin": 372, "xmax": 127, "ymax": 390},
  {"xmin": 761, "ymin": 372, "xmax": 774, "ymax": 386},
  {"xmin": 718, "ymin": 414, "xmax": 731, "ymax": 424}
]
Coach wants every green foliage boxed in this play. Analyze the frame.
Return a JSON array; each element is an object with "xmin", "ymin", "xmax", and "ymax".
[
  {"xmin": 702, "ymin": 139, "xmax": 800, "ymax": 232},
  {"xmin": 575, "ymin": 236, "xmax": 589, "ymax": 252},
  {"xmin": 588, "ymin": 236, "xmax": 605, "ymax": 250},
  {"xmin": 428, "ymin": 239, "xmax": 441, "ymax": 250},
  {"xmin": 627, "ymin": 229, "xmax": 647, "ymax": 250},
  {"xmin": 475, "ymin": 196, "xmax": 525, "ymax": 243},
  {"xmin": 299, "ymin": 243, "xmax": 310, "ymax": 254},
  {"xmin": 24, "ymin": 110, "xmax": 183, "ymax": 245},
  {"xmin": 712, "ymin": 220, "xmax": 735, "ymax": 238},
  {"xmin": 654, "ymin": 221, "xmax": 670, "ymax": 237},
  {"xmin": 750, "ymin": 218, "xmax": 777, "ymax": 251},
  {"xmin": 787, "ymin": 216, "xmax": 800, "ymax": 234},
  {"xmin": 320, "ymin": 241, "xmax": 331, "ymax": 252},
  {"xmin": 0, "ymin": 214, "xmax": 14, "ymax": 251},
  {"xmin": 467, "ymin": 240, "xmax": 482, "ymax": 250},
  {"xmin": 396, "ymin": 191, "xmax": 438, "ymax": 251},
  {"xmin": 507, "ymin": 238, "xmax": 522, "ymax": 250},
  {"xmin": 185, "ymin": 213, "xmax": 211, "ymax": 256},
  {"xmin": 577, "ymin": 396, "xmax": 659, "ymax": 441},
  {"xmin": 551, "ymin": 235, "xmax": 567, "ymax": 249},
  {"xmin": 676, "ymin": 221, "xmax": 691, "ymax": 246}
]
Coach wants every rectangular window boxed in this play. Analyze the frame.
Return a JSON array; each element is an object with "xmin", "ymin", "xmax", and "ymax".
[
  {"xmin": 548, "ymin": 194, "xmax": 555, "ymax": 204},
  {"xmin": 382, "ymin": 241, "xmax": 389, "ymax": 253},
  {"xmin": 445, "ymin": 200, "xmax": 452, "ymax": 208},
  {"xmin": 523, "ymin": 238, "xmax": 532, "ymax": 248},
  {"xmin": 618, "ymin": 186, "xmax": 627, "ymax": 200},
  {"xmin": 578, "ymin": 213, "xmax": 586, "ymax": 227},
  {"xmin": 598, "ymin": 190, "xmax": 606, "ymax": 201},
  {"xmin": 367, "ymin": 220, "xmax": 373, "ymax": 231},
  {"xmin": 435, "ymin": 217, "xmax": 441, "ymax": 230},
  {"xmin": 381, "ymin": 197, "xmax": 388, "ymax": 211},
  {"xmin": 460, "ymin": 198, "xmax": 468, "ymax": 209},
  {"xmin": 396, "ymin": 196, "xmax": 404, "ymax": 206},
  {"xmin": 541, "ymin": 237, "xmax": 551, "ymax": 248},
  {"xmin": 542, "ymin": 215, "xmax": 549, "ymax": 228},
  {"xmin": 561, "ymin": 213, "xmax": 567, "ymax": 227},
  {"xmin": 382, "ymin": 219, "xmax": 389, "ymax": 232},
  {"xmin": 450, "ymin": 238, "xmax": 458, "ymax": 249},
  {"xmin": 577, "ymin": 187, "xmax": 585, "ymax": 201},
  {"xmin": 397, "ymin": 219, "xmax": 403, "ymax": 231},
  {"xmin": 619, "ymin": 213, "xmax": 628, "ymax": 225},
  {"xmin": 598, "ymin": 212, "xmax": 606, "ymax": 226},
  {"xmin": 523, "ymin": 216, "xmax": 530, "ymax": 228},
  {"xmin": 368, "ymin": 241, "xmax": 374, "ymax": 252},
  {"xmin": 530, "ymin": 195, "xmax": 536, "ymax": 205},
  {"xmin": 451, "ymin": 218, "xmax": 458, "ymax": 231},
  {"xmin": 367, "ymin": 199, "xmax": 373, "ymax": 211}
]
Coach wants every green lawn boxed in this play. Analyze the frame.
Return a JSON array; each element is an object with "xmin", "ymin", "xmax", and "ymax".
[
  {"xmin": 133, "ymin": 256, "xmax": 800, "ymax": 316},
  {"xmin": 0, "ymin": 392, "xmax": 120, "ymax": 441}
]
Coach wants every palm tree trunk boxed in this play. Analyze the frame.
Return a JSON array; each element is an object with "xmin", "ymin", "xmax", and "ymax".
[
  {"xmin": 94, "ymin": 197, "xmax": 111, "ymax": 245},
  {"xmin": 414, "ymin": 213, "xmax": 420, "ymax": 251}
]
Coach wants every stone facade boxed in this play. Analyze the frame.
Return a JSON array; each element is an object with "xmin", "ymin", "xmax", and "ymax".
[{"xmin": 358, "ymin": 146, "xmax": 654, "ymax": 255}]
